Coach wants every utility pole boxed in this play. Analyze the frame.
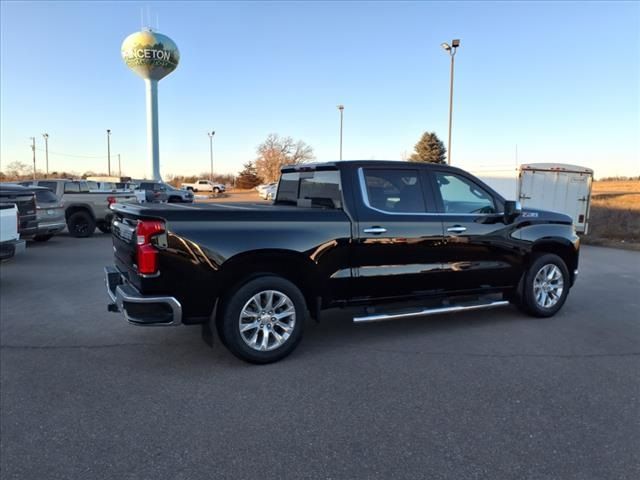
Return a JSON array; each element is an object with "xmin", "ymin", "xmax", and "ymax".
[
  {"xmin": 106, "ymin": 129, "xmax": 112, "ymax": 176},
  {"xmin": 441, "ymin": 39, "xmax": 460, "ymax": 165},
  {"xmin": 337, "ymin": 105, "xmax": 344, "ymax": 160},
  {"xmin": 42, "ymin": 133, "xmax": 49, "ymax": 177},
  {"xmin": 118, "ymin": 154, "xmax": 122, "ymax": 177},
  {"xmin": 208, "ymin": 131, "xmax": 215, "ymax": 182},
  {"xmin": 30, "ymin": 137, "xmax": 36, "ymax": 179}
]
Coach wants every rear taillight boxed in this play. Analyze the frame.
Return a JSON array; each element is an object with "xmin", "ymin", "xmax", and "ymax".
[
  {"xmin": 107, "ymin": 196, "xmax": 117, "ymax": 206},
  {"xmin": 136, "ymin": 220, "xmax": 165, "ymax": 275}
]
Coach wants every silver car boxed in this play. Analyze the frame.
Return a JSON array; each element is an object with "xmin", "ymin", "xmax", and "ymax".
[{"xmin": 30, "ymin": 186, "xmax": 66, "ymax": 241}]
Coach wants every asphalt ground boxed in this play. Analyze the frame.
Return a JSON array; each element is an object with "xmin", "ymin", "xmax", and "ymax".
[{"xmin": 1, "ymin": 234, "xmax": 639, "ymax": 479}]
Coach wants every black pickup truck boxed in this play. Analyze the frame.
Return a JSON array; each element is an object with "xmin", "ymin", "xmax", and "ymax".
[{"xmin": 105, "ymin": 161, "xmax": 579, "ymax": 363}]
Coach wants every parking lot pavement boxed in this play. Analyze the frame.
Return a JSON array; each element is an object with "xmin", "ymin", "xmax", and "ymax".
[{"xmin": 1, "ymin": 235, "xmax": 639, "ymax": 480}]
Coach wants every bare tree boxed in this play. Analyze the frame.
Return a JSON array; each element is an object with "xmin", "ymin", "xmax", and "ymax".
[
  {"xmin": 4, "ymin": 161, "xmax": 29, "ymax": 178},
  {"xmin": 255, "ymin": 133, "xmax": 314, "ymax": 182}
]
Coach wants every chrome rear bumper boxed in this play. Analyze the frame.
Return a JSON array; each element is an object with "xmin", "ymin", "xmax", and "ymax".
[{"xmin": 104, "ymin": 266, "xmax": 182, "ymax": 326}]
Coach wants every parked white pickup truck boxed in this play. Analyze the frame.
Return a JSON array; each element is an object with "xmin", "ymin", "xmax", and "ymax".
[
  {"xmin": 180, "ymin": 179, "xmax": 226, "ymax": 194},
  {"xmin": 0, "ymin": 203, "xmax": 26, "ymax": 261}
]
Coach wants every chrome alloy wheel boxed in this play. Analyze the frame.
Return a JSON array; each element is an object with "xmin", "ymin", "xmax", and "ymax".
[
  {"xmin": 239, "ymin": 290, "xmax": 296, "ymax": 351},
  {"xmin": 533, "ymin": 264, "xmax": 564, "ymax": 309}
]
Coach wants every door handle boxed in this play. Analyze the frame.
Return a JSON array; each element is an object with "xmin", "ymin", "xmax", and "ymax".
[
  {"xmin": 363, "ymin": 227, "xmax": 387, "ymax": 234},
  {"xmin": 447, "ymin": 226, "xmax": 467, "ymax": 233}
]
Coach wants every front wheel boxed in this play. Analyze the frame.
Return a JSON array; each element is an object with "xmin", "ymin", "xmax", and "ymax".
[
  {"xmin": 213, "ymin": 187, "xmax": 220, "ymax": 194},
  {"xmin": 218, "ymin": 275, "xmax": 306, "ymax": 364},
  {"xmin": 520, "ymin": 253, "xmax": 570, "ymax": 317}
]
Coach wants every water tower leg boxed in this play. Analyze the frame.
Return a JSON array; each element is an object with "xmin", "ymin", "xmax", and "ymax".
[{"xmin": 145, "ymin": 78, "xmax": 161, "ymax": 181}]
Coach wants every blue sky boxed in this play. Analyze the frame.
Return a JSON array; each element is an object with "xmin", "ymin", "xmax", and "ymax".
[{"xmin": 1, "ymin": 0, "xmax": 638, "ymax": 179}]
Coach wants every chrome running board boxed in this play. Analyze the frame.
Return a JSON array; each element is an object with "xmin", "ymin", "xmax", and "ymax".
[{"xmin": 353, "ymin": 300, "xmax": 509, "ymax": 323}]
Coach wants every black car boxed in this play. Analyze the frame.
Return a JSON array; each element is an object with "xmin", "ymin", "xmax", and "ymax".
[
  {"xmin": 0, "ymin": 184, "xmax": 38, "ymax": 237},
  {"xmin": 105, "ymin": 161, "xmax": 580, "ymax": 364}
]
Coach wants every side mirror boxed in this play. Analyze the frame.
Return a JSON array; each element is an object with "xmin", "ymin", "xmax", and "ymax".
[{"xmin": 504, "ymin": 200, "xmax": 522, "ymax": 223}]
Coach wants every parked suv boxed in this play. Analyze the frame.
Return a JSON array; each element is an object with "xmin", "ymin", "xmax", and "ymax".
[
  {"xmin": 136, "ymin": 181, "xmax": 170, "ymax": 203},
  {"xmin": 30, "ymin": 186, "xmax": 66, "ymax": 241},
  {"xmin": 165, "ymin": 183, "xmax": 194, "ymax": 203}
]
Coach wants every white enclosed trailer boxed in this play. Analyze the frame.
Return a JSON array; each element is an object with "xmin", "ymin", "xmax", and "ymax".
[{"xmin": 517, "ymin": 163, "xmax": 593, "ymax": 234}]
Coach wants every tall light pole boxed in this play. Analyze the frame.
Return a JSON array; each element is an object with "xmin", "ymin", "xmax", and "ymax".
[
  {"xmin": 441, "ymin": 39, "xmax": 460, "ymax": 165},
  {"xmin": 208, "ymin": 131, "xmax": 215, "ymax": 182},
  {"xmin": 106, "ymin": 129, "xmax": 112, "ymax": 176},
  {"xmin": 118, "ymin": 153, "xmax": 122, "ymax": 177},
  {"xmin": 29, "ymin": 137, "xmax": 36, "ymax": 180},
  {"xmin": 42, "ymin": 133, "xmax": 49, "ymax": 177},
  {"xmin": 337, "ymin": 104, "xmax": 344, "ymax": 160}
]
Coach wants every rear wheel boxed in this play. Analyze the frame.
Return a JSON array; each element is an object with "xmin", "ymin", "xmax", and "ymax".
[
  {"xmin": 520, "ymin": 253, "xmax": 570, "ymax": 317},
  {"xmin": 168, "ymin": 196, "xmax": 180, "ymax": 203},
  {"xmin": 67, "ymin": 211, "xmax": 96, "ymax": 238},
  {"xmin": 33, "ymin": 234, "xmax": 53, "ymax": 242},
  {"xmin": 218, "ymin": 275, "xmax": 306, "ymax": 364}
]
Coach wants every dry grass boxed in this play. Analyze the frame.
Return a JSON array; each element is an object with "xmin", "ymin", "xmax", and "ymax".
[
  {"xmin": 592, "ymin": 180, "xmax": 640, "ymax": 195},
  {"xmin": 584, "ymin": 180, "xmax": 640, "ymax": 249}
]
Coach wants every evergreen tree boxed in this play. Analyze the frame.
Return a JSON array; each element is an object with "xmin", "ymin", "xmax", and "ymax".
[
  {"xmin": 236, "ymin": 162, "xmax": 262, "ymax": 189},
  {"xmin": 409, "ymin": 132, "xmax": 447, "ymax": 164}
]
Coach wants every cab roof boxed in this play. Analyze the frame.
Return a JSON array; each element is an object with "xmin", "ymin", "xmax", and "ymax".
[{"xmin": 281, "ymin": 160, "xmax": 457, "ymax": 173}]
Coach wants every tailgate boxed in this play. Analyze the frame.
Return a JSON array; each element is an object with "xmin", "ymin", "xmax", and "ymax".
[
  {"xmin": 110, "ymin": 204, "xmax": 169, "ymax": 291},
  {"xmin": 111, "ymin": 215, "xmax": 138, "ymax": 281}
]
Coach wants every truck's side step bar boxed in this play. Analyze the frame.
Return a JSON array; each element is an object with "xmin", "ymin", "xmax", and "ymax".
[{"xmin": 353, "ymin": 300, "xmax": 509, "ymax": 323}]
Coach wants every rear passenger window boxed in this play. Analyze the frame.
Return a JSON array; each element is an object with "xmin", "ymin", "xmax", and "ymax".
[
  {"xmin": 362, "ymin": 169, "xmax": 426, "ymax": 213},
  {"xmin": 64, "ymin": 182, "xmax": 80, "ymax": 193}
]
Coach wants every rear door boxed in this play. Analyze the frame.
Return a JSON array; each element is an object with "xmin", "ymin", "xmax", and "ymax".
[
  {"xmin": 350, "ymin": 166, "xmax": 445, "ymax": 301},
  {"xmin": 429, "ymin": 169, "xmax": 521, "ymax": 292}
]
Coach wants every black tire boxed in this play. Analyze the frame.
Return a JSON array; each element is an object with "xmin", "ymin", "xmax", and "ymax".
[
  {"xmin": 67, "ymin": 211, "xmax": 96, "ymax": 238},
  {"xmin": 97, "ymin": 223, "xmax": 111, "ymax": 234},
  {"xmin": 218, "ymin": 275, "xmax": 307, "ymax": 364},
  {"xmin": 213, "ymin": 187, "xmax": 220, "ymax": 194},
  {"xmin": 168, "ymin": 196, "xmax": 180, "ymax": 203},
  {"xmin": 520, "ymin": 253, "xmax": 570, "ymax": 317},
  {"xmin": 33, "ymin": 234, "xmax": 53, "ymax": 242}
]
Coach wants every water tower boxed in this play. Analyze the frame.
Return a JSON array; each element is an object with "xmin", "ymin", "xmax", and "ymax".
[{"xmin": 121, "ymin": 29, "xmax": 179, "ymax": 180}]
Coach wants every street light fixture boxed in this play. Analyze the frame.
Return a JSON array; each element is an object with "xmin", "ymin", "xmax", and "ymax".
[
  {"xmin": 208, "ymin": 131, "xmax": 216, "ymax": 182},
  {"xmin": 42, "ymin": 133, "xmax": 49, "ymax": 177},
  {"xmin": 106, "ymin": 129, "xmax": 112, "ymax": 176},
  {"xmin": 442, "ymin": 38, "xmax": 460, "ymax": 165},
  {"xmin": 337, "ymin": 105, "xmax": 344, "ymax": 160}
]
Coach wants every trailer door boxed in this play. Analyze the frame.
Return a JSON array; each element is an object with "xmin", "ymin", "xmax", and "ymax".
[{"xmin": 519, "ymin": 169, "xmax": 592, "ymax": 233}]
